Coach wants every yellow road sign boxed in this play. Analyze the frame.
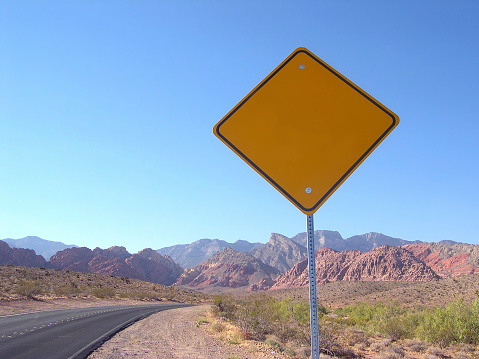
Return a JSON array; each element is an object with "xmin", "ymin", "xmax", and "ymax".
[{"xmin": 214, "ymin": 47, "xmax": 399, "ymax": 215}]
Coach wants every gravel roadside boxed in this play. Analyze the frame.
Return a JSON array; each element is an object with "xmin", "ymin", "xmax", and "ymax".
[{"xmin": 87, "ymin": 305, "xmax": 290, "ymax": 359}]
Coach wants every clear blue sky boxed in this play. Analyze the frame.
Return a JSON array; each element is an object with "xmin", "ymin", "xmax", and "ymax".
[{"xmin": 1, "ymin": 1, "xmax": 478, "ymax": 253}]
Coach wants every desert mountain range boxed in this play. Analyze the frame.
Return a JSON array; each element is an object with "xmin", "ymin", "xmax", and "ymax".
[
  {"xmin": 2, "ymin": 236, "xmax": 77, "ymax": 260},
  {"xmin": 1, "ymin": 231, "xmax": 478, "ymax": 291}
]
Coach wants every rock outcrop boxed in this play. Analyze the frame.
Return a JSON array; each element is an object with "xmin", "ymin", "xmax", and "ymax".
[{"xmin": 272, "ymin": 246, "xmax": 439, "ymax": 290}]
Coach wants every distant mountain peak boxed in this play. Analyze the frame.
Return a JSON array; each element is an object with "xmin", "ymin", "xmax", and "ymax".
[
  {"xmin": 2, "ymin": 236, "xmax": 77, "ymax": 261},
  {"xmin": 157, "ymin": 238, "xmax": 262, "ymax": 268},
  {"xmin": 250, "ymin": 233, "xmax": 308, "ymax": 273}
]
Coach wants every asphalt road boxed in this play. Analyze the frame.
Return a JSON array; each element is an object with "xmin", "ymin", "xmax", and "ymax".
[{"xmin": 0, "ymin": 302, "xmax": 189, "ymax": 359}]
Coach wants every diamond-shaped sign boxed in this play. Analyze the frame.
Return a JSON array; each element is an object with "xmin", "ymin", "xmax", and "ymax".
[{"xmin": 214, "ymin": 47, "xmax": 399, "ymax": 215}]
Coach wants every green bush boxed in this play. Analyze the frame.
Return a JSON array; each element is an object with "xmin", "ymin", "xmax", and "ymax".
[{"xmin": 416, "ymin": 299, "xmax": 479, "ymax": 346}]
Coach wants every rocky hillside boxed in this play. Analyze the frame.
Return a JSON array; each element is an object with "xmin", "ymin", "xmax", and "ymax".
[
  {"xmin": 50, "ymin": 246, "xmax": 182, "ymax": 285},
  {"xmin": 0, "ymin": 264, "xmax": 211, "ymax": 304},
  {"xmin": 1, "ymin": 236, "xmax": 77, "ymax": 260},
  {"xmin": 0, "ymin": 240, "xmax": 48, "ymax": 267},
  {"xmin": 158, "ymin": 238, "xmax": 262, "ymax": 268},
  {"xmin": 251, "ymin": 233, "xmax": 307, "ymax": 273},
  {"xmin": 175, "ymin": 247, "xmax": 279, "ymax": 291},
  {"xmin": 403, "ymin": 242, "xmax": 479, "ymax": 278},
  {"xmin": 272, "ymin": 246, "xmax": 439, "ymax": 290}
]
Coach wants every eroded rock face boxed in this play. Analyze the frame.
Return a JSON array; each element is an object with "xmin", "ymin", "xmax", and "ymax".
[
  {"xmin": 403, "ymin": 243, "xmax": 479, "ymax": 278},
  {"xmin": 174, "ymin": 247, "xmax": 279, "ymax": 291},
  {"xmin": 0, "ymin": 240, "xmax": 48, "ymax": 267},
  {"xmin": 272, "ymin": 246, "xmax": 439, "ymax": 290}
]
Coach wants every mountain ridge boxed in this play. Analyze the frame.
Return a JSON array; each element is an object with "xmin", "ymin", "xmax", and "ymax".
[
  {"xmin": 157, "ymin": 238, "xmax": 262, "ymax": 268},
  {"xmin": 2, "ymin": 236, "xmax": 77, "ymax": 260},
  {"xmin": 2, "ymin": 233, "xmax": 478, "ymax": 290}
]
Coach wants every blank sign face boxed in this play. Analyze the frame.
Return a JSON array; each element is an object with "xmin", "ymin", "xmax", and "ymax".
[{"xmin": 214, "ymin": 48, "xmax": 399, "ymax": 215}]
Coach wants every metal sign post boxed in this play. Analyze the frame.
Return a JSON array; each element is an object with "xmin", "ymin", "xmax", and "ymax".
[{"xmin": 307, "ymin": 214, "xmax": 319, "ymax": 359}]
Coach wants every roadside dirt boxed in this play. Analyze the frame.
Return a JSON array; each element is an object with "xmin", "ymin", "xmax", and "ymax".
[{"xmin": 87, "ymin": 305, "xmax": 290, "ymax": 359}]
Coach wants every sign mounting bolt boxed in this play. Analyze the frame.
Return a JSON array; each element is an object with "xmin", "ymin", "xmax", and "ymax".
[{"xmin": 305, "ymin": 187, "xmax": 312, "ymax": 193}]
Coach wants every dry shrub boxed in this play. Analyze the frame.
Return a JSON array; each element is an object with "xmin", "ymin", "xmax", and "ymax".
[
  {"xmin": 341, "ymin": 327, "xmax": 368, "ymax": 346},
  {"xmin": 226, "ymin": 327, "xmax": 248, "ymax": 344},
  {"xmin": 426, "ymin": 346, "xmax": 445, "ymax": 356},
  {"xmin": 211, "ymin": 322, "xmax": 226, "ymax": 333},
  {"xmin": 54, "ymin": 282, "xmax": 81, "ymax": 297},
  {"xmin": 454, "ymin": 352, "xmax": 471, "ymax": 359},
  {"xmin": 211, "ymin": 295, "xmax": 236, "ymax": 320},
  {"xmin": 370, "ymin": 338, "xmax": 392, "ymax": 352},
  {"xmin": 386, "ymin": 344, "xmax": 405, "ymax": 356},
  {"xmin": 403, "ymin": 338, "xmax": 427, "ymax": 353},
  {"xmin": 91, "ymin": 286, "xmax": 115, "ymax": 298},
  {"xmin": 15, "ymin": 280, "xmax": 43, "ymax": 298}
]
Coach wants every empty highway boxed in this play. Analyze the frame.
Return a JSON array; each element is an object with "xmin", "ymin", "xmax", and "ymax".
[{"xmin": 0, "ymin": 303, "xmax": 189, "ymax": 359}]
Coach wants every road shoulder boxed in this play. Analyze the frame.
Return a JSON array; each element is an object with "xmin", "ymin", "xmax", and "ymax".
[{"xmin": 87, "ymin": 305, "xmax": 289, "ymax": 359}]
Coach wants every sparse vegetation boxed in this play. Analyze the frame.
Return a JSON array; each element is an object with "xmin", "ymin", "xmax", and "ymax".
[
  {"xmin": 210, "ymin": 292, "xmax": 479, "ymax": 358},
  {"xmin": 91, "ymin": 286, "xmax": 115, "ymax": 299},
  {"xmin": 0, "ymin": 264, "xmax": 211, "ymax": 304},
  {"xmin": 15, "ymin": 279, "xmax": 43, "ymax": 298},
  {"xmin": 210, "ymin": 294, "xmax": 350, "ymax": 358},
  {"xmin": 332, "ymin": 298, "xmax": 479, "ymax": 347}
]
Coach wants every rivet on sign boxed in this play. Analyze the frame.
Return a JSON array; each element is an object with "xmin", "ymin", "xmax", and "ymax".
[
  {"xmin": 305, "ymin": 187, "xmax": 312, "ymax": 193},
  {"xmin": 299, "ymin": 64, "xmax": 305, "ymax": 69}
]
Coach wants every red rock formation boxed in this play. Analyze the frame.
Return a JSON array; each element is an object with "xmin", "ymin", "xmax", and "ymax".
[
  {"xmin": 174, "ymin": 247, "xmax": 279, "ymax": 290},
  {"xmin": 272, "ymin": 246, "xmax": 439, "ymax": 290},
  {"xmin": 0, "ymin": 240, "xmax": 47, "ymax": 267},
  {"xmin": 403, "ymin": 243, "xmax": 479, "ymax": 278}
]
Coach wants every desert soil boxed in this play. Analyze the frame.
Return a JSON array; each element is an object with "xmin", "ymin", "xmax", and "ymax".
[{"xmin": 87, "ymin": 305, "xmax": 289, "ymax": 359}]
